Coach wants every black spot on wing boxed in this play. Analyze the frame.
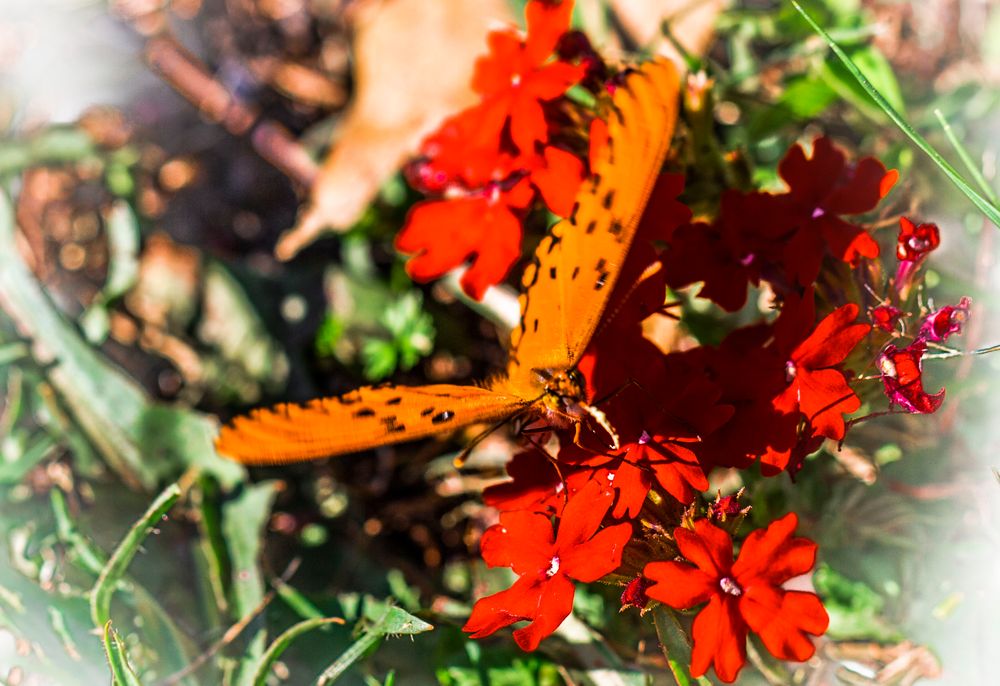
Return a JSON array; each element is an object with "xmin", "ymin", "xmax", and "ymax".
[
  {"xmin": 585, "ymin": 219, "xmax": 597, "ymax": 235},
  {"xmin": 432, "ymin": 410, "xmax": 455, "ymax": 424},
  {"xmin": 353, "ymin": 408, "xmax": 376, "ymax": 418},
  {"xmin": 420, "ymin": 407, "xmax": 435, "ymax": 417},
  {"xmin": 386, "ymin": 396, "xmax": 403, "ymax": 406},
  {"xmin": 602, "ymin": 189, "xmax": 616, "ymax": 210}
]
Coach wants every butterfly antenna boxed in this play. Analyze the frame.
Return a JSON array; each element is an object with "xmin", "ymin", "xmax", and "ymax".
[{"xmin": 452, "ymin": 409, "xmax": 529, "ymax": 469}]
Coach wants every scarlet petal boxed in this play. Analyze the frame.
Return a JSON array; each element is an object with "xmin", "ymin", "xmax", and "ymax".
[
  {"xmin": 740, "ymin": 586, "xmax": 828, "ymax": 661},
  {"xmin": 607, "ymin": 458, "xmax": 652, "ymax": 519},
  {"xmin": 643, "ymin": 560, "xmax": 715, "ymax": 609},
  {"xmin": 690, "ymin": 595, "xmax": 748, "ymax": 683},
  {"xmin": 524, "ymin": 0, "xmax": 575, "ymax": 64},
  {"xmin": 797, "ymin": 367, "xmax": 861, "ymax": 440},
  {"xmin": 674, "ymin": 520, "xmax": 734, "ymax": 578},
  {"xmin": 561, "ymin": 522, "xmax": 632, "ymax": 582},
  {"xmin": 511, "ymin": 573, "xmax": 576, "ymax": 651},
  {"xmin": 463, "ymin": 576, "xmax": 547, "ymax": 639},
  {"xmin": 472, "ymin": 32, "xmax": 523, "ymax": 96},
  {"xmin": 510, "ymin": 95, "xmax": 550, "ymax": 154},
  {"xmin": 531, "ymin": 147, "xmax": 584, "ymax": 217},
  {"xmin": 554, "ymin": 479, "xmax": 614, "ymax": 548},
  {"xmin": 480, "ymin": 510, "xmax": 555, "ymax": 575},
  {"xmin": 793, "ymin": 304, "xmax": 869, "ymax": 369},
  {"xmin": 731, "ymin": 513, "xmax": 817, "ymax": 586}
]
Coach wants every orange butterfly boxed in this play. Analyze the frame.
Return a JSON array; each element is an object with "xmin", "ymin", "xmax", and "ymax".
[{"xmin": 215, "ymin": 58, "xmax": 680, "ymax": 466}]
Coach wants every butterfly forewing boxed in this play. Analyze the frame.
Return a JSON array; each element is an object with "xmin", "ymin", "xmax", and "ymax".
[
  {"xmin": 507, "ymin": 59, "xmax": 679, "ymax": 391},
  {"xmin": 215, "ymin": 58, "xmax": 680, "ymax": 465},
  {"xmin": 216, "ymin": 384, "xmax": 531, "ymax": 465}
]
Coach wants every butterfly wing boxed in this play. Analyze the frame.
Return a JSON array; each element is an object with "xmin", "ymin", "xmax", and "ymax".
[
  {"xmin": 215, "ymin": 384, "xmax": 531, "ymax": 465},
  {"xmin": 507, "ymin": 59, "xmax": 680, "ymax": 389}
]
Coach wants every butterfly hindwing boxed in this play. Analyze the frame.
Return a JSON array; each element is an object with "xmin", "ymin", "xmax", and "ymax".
[
  {"xmin": 216, "ymin": 384, "xmax": 531, "ymax": 465},
  {"xmin": 507, "ymin": 59, "xmax": 680, "ymax": 390}
]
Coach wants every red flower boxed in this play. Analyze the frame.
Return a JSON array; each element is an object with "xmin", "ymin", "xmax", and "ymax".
[
  {"xmin": 709, "ymin": 488, "xmax": 750, "ymax": 522},
  {"xmin": 894, "ymin": 217, "xmax": 940, "ymax": 297},
  {"xmin": 620, "ymin": 575, "xmax": 652, "ymax": 611},
  {"xmin": 918, "ymin": 296, "xmax": 971, "ymax": 343},
  {"xmin": 464, "ymin": 480, "xmax": 632, "ymax": 650},
  {"xmin": 896, "ymin": 216, "xmax": 940, "ymax": 261},
  {"xmin": 644, "ymin": 514, "xmax": 828, "ymax": 683},
  {"xmin": 472, "ymin": 0, "xmax": 584, "ymax": 154},
  {"xmin": 663, "ymin": 191, "xmax": 776, "ymax": 312},
  {"xmin": 773, "ymin": 292, "xmax": 870, "ymax": 442},
  {"xmin": 396, "ymin": 187, "xmax": 529, "ymax": 300},
  {"xmin": 777, "ymin": 136, "xmax": 896, "ymax": 286},
  {"xmin": 877, "ymin": 340, "xmax": 944, "ymax": 414},
  {"xmin": 871, "ymin": 304, "xmax": 904, "ymax": 333}
]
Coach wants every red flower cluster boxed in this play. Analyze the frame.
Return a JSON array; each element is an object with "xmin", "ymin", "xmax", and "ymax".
[
  {"xmin": 412, "ymin": 7, "xmax": 974, "ymax": 680},
  {"xmin": 396, "ymin": 0, "xmax": 595, "ymax": 299},
  {"xmin": 663, "ymin": 137, "xmax": 896, "ymax": 311},
  {"xmin": 645, "ymin": 514, "xmax": 829, "ymax": 682}
]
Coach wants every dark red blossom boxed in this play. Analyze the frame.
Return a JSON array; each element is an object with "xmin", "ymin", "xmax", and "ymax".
[
  {"xmin": 919, "ymin": 297, "xmax": 971, "ymax": 343},
  {"xmin": 464, "ymin": 480, "xmax": 631, "ymax": 650},
  {"xmin": 871, "ymin": 304, "xmax": 904, "ymax": 333},
  {"xmin": 777, "ymin": 136, "xmax": 896, "ymax": 286},
  {"xmin": 896, "ymin": 217, "xmax": 940, "ymax": 261},
  {"xmin": 877, "ymin": 341, "xmax": 945, "ymax": 414},
  {"xmin": 709, "ymin": 488, "xmax": 750, "ymax": 522},
  {"xmin": 620, "ymin": 575, "xmax": 652, "ymax": 611},
  {"xmin": 644, "ymin": 514, "xmax": 828, "ymax": 683}
]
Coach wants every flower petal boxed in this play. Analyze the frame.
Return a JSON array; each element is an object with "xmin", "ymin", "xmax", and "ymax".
[
  {"xmin": 643, "ymin": 560, "xmax": 715, "ymax": 609},
  {"xmin": 732, "ymin": 513, "xmax": 818, "ymax": 586},
  {"xmin": 554, "ymin": 479, "xmax": 614, "ymax": 548},
  {"xmin": 561, "ymin": 522, "xmax": 632, "ymax": 582},
  {"xmin": 512, "ymin": 573, "xmax": 576, "ymax": 651},
  {"xmin": 674, "ymin": 519, "xmax": 734, "ymax": 577},
  {"xmin": 740, "ymin": 586, "xmax": 828, "ymax": 661},
  {"xmin": 690, "ymin": 595, "xmax": 748, "ymax": 683},
  {"xmin": 481, "ymin": 510, "xmax": 556, "ymax": 576}
]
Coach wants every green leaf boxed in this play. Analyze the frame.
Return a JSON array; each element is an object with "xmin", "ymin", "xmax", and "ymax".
[
  {"xmin": 818, "ymin": 44, "xmax": 905, "ymax": 121},
  {"xmin": 790, "ymin": 0, "xmax": 1000, "ymax": 229},
  {"xmin": 103, "ymin": 621, "xmax": 143, "ymax": 686},
  {"xmin": 223, "ymin": 481, "xmax": 279, "ymax": 686},
  {"xmin": 251, "ymin": 617, "xmax": 345, "ymax": 686},
  {"xmin": 80, "ymin": 201, "xmax": 141, "ymax": 343},
  {"xmin": 0, "ymin": 188, "xmax": 245, "ymax": 489},
  {"xmin": 0, "ymin": 127, "xmax": 97, "ymax": 176},
  {"xmin": 651, "ymin": 607, "xmax": 713, "ymax": 686},
  {"xmin": 315, "ymin": 600, "xmax": 433, "ymax": 685},
  {"xmin": 90, "ymin": 483, "xmax": 182, "ymax": 628}
]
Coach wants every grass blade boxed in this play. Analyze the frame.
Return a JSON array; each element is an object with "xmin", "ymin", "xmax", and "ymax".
[
  {"xmin": 933, "ymin": 109, "xmax": 999, "ymax": 204},
  {"xmin": 251, "ymin": 617, "xmax": 345, "ymax": 686},
  {"xmin": 790, "ymin": 0, "xmax": 1000, "ymax": 229},
  {"xmin": 90, "ymin": 483, "xmax": 182, "ymax": 628}
]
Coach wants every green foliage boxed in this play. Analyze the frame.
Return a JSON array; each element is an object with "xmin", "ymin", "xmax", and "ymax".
[{"xmin": 361, "ymin": 291, "xmax": 436, "ymax": 380}]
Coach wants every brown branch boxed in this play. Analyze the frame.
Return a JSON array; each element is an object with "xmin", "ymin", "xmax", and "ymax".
[{"xmin": 140, "ymin": 34, "xmax": 318, "ymax": 189}]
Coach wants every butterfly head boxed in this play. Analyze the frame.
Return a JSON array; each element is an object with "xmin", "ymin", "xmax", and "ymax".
[{"xmin": 539, "ymin": 368, "xmax": 587, "ymax": 408}]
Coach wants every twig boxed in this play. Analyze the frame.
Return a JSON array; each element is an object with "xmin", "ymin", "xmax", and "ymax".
[
  {"xmin": 155, "ymin": 558, "xmax": 302, "ymax": 686},
  {"xmin": 140, "ymin": 35, "xmax": 318, "ymax": 188}
]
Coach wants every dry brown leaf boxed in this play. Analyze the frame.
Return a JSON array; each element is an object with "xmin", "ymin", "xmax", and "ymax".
[
  {"xmin": 276, "ymin": 0, "xmax": 512, "ymax": 260},
  {"xmin": 608, "ymin": 0, "xmax": 724, "ymax": 63}
]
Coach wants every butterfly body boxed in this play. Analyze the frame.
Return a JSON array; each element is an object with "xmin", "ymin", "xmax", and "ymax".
[{"xmin": 215, "ymin": 58, "xmax": 680, "ymax": 466}]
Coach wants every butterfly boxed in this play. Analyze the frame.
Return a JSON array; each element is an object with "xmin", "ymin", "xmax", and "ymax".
[{"xmin": 215, "ymin": 58, "xmax": 680, "ymax": 466}]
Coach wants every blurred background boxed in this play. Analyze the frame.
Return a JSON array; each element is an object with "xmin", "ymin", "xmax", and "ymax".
[{"xmin": 0, "ymin": 0, "xmax": 998, "ymax": 684}]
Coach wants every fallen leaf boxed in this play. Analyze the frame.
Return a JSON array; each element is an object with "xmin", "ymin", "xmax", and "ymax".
[
  {"xmin": 607, "ymin": 0, "xmax": 723, "ymax": 64},
  {"xmin": 275, "ymin": 0, "xmax": 512, "ymax": 260}
]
